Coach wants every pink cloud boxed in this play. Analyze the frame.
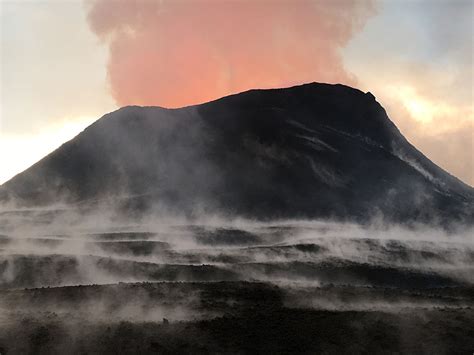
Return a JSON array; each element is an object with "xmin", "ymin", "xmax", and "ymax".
[{"xmin": 86, "ymin": 0, "xmax": 375, "ymax": 107}]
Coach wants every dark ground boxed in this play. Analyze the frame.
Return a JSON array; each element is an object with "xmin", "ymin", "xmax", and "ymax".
[
  {"xmin": 0, "ymin": 282, "xmax": 474, "ymax": 354},
  {"xmin": 0, "ymin": 221, "xmax": 473, "ymax": 354},
  {"xmin": 0, "ymin": 282, "xmax": 473, "ymax": 354}
]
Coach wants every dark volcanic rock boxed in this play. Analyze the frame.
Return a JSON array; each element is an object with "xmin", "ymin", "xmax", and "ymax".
[{"xmin": 1, "ymin": 83, "xmax": 472, "ymax": 224}]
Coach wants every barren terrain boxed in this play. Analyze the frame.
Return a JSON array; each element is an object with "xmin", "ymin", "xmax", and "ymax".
[{"xmin": 0, "ymin": 210, "xmax": 472, "ymax": 354}]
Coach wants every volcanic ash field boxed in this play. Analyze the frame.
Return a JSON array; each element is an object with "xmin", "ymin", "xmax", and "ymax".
[{"xmin": 0, "ymin": 211, "xmax": 473, "ymax": 354}]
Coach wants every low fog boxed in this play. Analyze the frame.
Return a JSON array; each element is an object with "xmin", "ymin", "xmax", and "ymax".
[
  {"xmin": 0, "ymin": 205, "xmax": 473, "ymax": 353},
  {"xmin": 1, "ymin": 205, "xmax": 472, "ymax": 292}
]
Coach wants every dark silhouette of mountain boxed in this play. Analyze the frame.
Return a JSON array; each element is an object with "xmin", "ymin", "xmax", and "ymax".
[{"xmin": 1, "ymin": 83, "xmax": 472, "ymax": 224}]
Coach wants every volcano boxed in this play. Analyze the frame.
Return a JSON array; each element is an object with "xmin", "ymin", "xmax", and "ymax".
[
  {"xmin": 1, "ymin": 83, "xmax": 472, "ymax": 224},
  {"xmin": 1, "ymin": 83, "xmax": 474, "ymax": 354}
]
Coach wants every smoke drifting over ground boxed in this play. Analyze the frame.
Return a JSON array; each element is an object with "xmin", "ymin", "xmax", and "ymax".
[
  {"xmin": 86, "ymin": 0, "xmax": 375, "ymax": 107},
  {"xmin": 0, "ymin": 206, "xmax": 473, "ymax": 352},
  {"xmin": 1, "ymin": 211, "xmax": 473, "ymax": 289}
]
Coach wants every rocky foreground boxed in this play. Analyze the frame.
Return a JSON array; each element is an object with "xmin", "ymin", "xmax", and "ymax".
[{"xmin": 0, "ymin": 218, "xmax": 473, "ymax": 354}]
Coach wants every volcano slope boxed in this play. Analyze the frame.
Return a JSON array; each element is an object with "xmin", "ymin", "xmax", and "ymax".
[
  {"xmin": 0, "ymin": 83, "xmax": 473, "ymax": 354},
  {"xmin": 1, "ymin": 82, "xmax": 472, "ymax": 224}
]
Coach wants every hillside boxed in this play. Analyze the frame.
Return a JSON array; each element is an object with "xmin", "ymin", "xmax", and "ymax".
[{"xmin": 1, "ymin": 83, "xmax": 472, "ymax": 224}]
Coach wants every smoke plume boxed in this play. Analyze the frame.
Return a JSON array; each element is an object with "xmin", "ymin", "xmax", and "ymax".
[{"xmin": 86, "ymin": 0, "xmax": 376, "ymax": 107}]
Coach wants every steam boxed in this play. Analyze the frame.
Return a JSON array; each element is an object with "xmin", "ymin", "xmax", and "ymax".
[
  {"xmin": 85, "ymin": 0, "xmax": 376, "ymax": 107},
  {"xmin": 0, "ymin": 206, "xmax": 472, "ymax": 353},
  {"xmin": 1, "ymin": 208, "xmax": 472, "ymax": 290}
]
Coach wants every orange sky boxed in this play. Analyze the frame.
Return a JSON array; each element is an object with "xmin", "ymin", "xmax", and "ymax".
[{"xmin": 1, "ymin": 0, "xmax": 472, "ymax": 185}]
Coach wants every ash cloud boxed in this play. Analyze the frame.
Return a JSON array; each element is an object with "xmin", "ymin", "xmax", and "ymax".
[{"xmin": 85, "ymin": 0, "xmax": 376, "ymax": 107}]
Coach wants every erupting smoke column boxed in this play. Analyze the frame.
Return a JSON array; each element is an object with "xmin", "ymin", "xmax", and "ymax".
[{"xmin": 86, "ymin": 0, "xmax": 376, "ymax": 108}]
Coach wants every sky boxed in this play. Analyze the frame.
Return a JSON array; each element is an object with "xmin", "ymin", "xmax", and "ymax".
[{"xmin": 0, "ymin": 0, "xmax": 472, "ymax": 186}]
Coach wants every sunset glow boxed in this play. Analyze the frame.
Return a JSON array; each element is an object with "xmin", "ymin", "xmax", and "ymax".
[
  {"xmin": 0, "ymin": 116, "xmax": 96, "ymax": 184},
  {"xmin": 390, "ymin": 85, "xmax": 456, "ymax": 124}
]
